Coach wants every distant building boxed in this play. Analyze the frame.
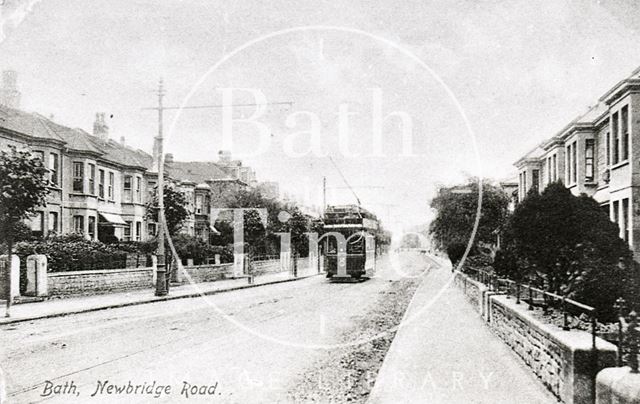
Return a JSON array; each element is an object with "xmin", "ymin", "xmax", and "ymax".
[{"xmin": 498, "ymin": 177, "xmax": 518, "ymax": 211}]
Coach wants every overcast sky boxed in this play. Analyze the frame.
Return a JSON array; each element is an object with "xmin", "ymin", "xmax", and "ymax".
[{"xmin": 2, "ymin": 0, "xmax": 640, "ymax": 234}]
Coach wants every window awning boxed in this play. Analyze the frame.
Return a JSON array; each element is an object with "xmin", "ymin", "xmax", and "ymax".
[
  {"xmin": 210, "ymin": 225, "xmax": 220, "ymax": 235},
  {"xmin": 99, "ymin": 212, "xmax": 128, "ymax": 227}
]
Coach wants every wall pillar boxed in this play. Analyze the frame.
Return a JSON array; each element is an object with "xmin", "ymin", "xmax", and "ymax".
[
  {"xmin": 0, "ymin": 255, "xmax": 20, "ymax": 300},
  {"xmin": 26, "ymin": 254, "xmax": 48, "ymax": 297}
]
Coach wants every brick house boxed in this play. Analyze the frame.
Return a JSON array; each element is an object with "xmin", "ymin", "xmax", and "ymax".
[{"xmin": 514, "ymin": 66, "xmax": 640, "ymax": 259}]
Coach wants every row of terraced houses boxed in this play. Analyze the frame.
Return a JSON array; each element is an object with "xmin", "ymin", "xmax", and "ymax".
[
  {"xmin": 0, "ymin": 70, "xmax": 281, "ymax": 243},
  {"xmin": 514, "ymin": 66, "xmax": 640, "ymax": 260}
]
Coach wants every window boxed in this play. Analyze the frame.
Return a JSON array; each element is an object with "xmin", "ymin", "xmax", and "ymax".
[
  {"xmin": 566, "ymin": 144, "xmax": 572, "ymax": 183},
  {"xmin": 124, "ymin": 221, "xmax": 132, "ymax": 241},
  {"xmin": 612, "ymin": 112, "xmax": 619, "ymax": 164},
  {"xmin": 49, "ymin": 153, "xmax": 59, "ymax": 185},
  {"xmin": 148, "ymin": 181, "xmax": 157, "ymax": 201},
  {"xmin": 552, "ymin": 154, "xmax": 557, "ymax": 181},
  {"xmin": 531, "ymin": 169, "xmax": 539, "ymax": 193},
  {"xmin": 88, "ymin": 164, "xmax": 96, "ymax": 195},
  {"xmin": 73, "ymin": 162, "xmax": 84, "ymax": 192},
  {"xmin": 606, "ymin": 132, "xmax": 610, "ymax": 166},
  {"xmin": 29, "ymin": 211, "xmax": 44, "ymax": 237},
  {"xmin": 73, "ymin": 215, "xmax": 84, "ymax": 234},
  {"xmin": 123, "ymin": 175, "xmax": 132, "ymax": 202},
  {"xmin": 148, "ymin": 222, "xmax": 157, "ymax": 237},
  {"xmin": 585, "ymin": 139, "xmax": 595, "ymax": 181},
  {"xmin": 135, "ymin": 177, "xmax": 142, "ymax": 203},
  {"xmin": 108, "ymin": 172, "xmax": 114, "ymax": 200},
  {"xmin": 572, "ymin": 142, "xmax": 577, "ymax": 183},
  {"xmin": 621, "ymin": 106, "xmax": 629, "ymax": 162},
  {"xmin": 196, "ymin": 195, "xmax": 203, "ymax": 214},
  {"xmin": 613, "ymin": 200, "xmax": 619, "ymax": 225},
  {"xmin": 98, "ymin": 169, "xmax": 105, "ymax": 198},
  {"xmin": 547, "ymin": 158, "xmax": 552, "ymax": 184},
  {"xmin": 49, "ymin": 212, "xmax": 58, "ymax": 233},
  {"xmin": 622, "ymin": 198, "xmax": 630, "ymax": 243},
  {"xmin": 135, "ymin": 221, "xmax": 142, "ymax": 241},
  {"xmin": 88, "ymin": 216, "xmax": 96, "ymax": 240}
]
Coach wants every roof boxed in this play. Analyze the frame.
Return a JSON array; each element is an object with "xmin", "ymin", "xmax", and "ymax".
[
  {"xmin": 514, "ymin": 66, "xmax": 640, "ymax": 168},
  {"xmin": 167, "ymin": 161, "xmax": 234, "ymax": 183},
  {"xmin": 0, "ymin": 104, "xmax": 152, "ymax": 170},
  {"xmin": 0, "ymin": 106, "xmax": 65, "ymax": 142},
  {"xmin": 514, "ymin": 144, "xmax": 545, "ymax": 167}
]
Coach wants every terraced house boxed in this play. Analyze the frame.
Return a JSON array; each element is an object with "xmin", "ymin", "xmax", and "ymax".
[
  {"xmin": 0, "ymin": 70, "xmax": 279, "ymax": 245},
  {"xmin": 515, "ymin": 66, "xmax": 640, "ymax": 259},
  {"xmin": 0, "ymin": 106, "xmax": 153, "ymax": 242}
]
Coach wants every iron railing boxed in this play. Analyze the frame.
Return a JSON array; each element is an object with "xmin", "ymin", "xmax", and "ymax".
[
  {"xmin": 464, "ymin": 267, "xmax": 598, "ymax": 349},
  {"xmin": 614, "ymin": 298, "xmax": 640, "ymax": 372}
]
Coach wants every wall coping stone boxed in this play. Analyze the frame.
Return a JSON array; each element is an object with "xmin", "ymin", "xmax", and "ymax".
[
  {"xmin": 492, "ymin": 294, "xmax": 617, "ymax": 352},
  {"xmin": 596, "ymin": 367, "xmax": 640, "ymax": 404},
  {"xmin": 48, "ymin": 267, "xmax": 154, "ymax": 277}
]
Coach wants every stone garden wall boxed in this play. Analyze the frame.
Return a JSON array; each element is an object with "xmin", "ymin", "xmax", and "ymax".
[{"xmin": 48, "ymin": 267, "xmax": 154, "ymax": 297}]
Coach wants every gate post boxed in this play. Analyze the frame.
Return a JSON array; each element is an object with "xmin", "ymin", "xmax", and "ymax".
[
  {"xmin": 26, "ymin": 254, "xmax": 48, "ymax": 297},
  {"xmin": 0, "ymin": 255, "xmax": 20, "ymax": 300}
]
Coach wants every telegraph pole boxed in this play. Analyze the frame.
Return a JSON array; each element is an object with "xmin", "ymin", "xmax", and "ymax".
[
  {"xmin": 155, "ymin": 79, "xmax": 168, "ymax": 296},
  {"xmin": 143, "ymin": 82, "xmax": 292, "ymax": 296}
]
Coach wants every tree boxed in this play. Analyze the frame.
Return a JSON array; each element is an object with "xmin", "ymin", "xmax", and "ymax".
[
  {"xmin": 0, "ymin": 147, "xmax": 50, "ymax": 315},
  {"xmin": 146, "ymin": 185, "xmax": 189, "ymax": 236},
  {"xmin": 217, "ymin": 188, "xmax": 318, "ymax": 257},
  {"xmin": 429, "ymin": 178, "xmax": 510, "ymax": 262},
  {"xmin": 499, "ymin": 182, "xmax": 637, "ymax": 320}
]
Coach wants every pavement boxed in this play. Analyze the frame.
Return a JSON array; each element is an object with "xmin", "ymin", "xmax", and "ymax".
[
  {"xmin": 1, "ymin": 268, "xmax": 319, "ymax": 325},
  {"xmin": 368, "ymin": 255, "xmax": 557, "ymax": 404}
]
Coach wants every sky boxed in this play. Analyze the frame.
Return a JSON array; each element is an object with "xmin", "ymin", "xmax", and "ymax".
[{"xmin": 2, "ymin": 0, "xmax": 640, "ymax": 235}]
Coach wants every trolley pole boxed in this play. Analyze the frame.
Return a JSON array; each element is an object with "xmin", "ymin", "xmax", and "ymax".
[
  {"xmin": 155, "ymin": 79, "xmax": 168, "ymax": 296},
  {"xmin": 322, "ymin": 176, "xmax": 327, "ymax": 216}
]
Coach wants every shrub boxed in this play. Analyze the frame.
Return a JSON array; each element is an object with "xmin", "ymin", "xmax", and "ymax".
[
  {"xmin": 14, "ymin": 234, "xmax": 129, "ymax": 272},
  {"xmin": 499, "ymin": 183, "xmax": 636, "ymax": 321}
]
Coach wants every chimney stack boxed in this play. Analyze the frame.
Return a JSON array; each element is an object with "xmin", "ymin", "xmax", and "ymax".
[
  {"xmin": 93, "ymin": 112, "xmax": 109, "ymax": 141},
  {"xmin": 218, "ymin": 150, "xmax": 232, "ymax": 164},
  {"xmin": 165, "ymin": 153, "xmax": 174, "ymax": 164},
  {"xmin": 119, "ymin": 136, "xmax": 125, "ymax": 145},
  {"xmin": 0, "ymin": 70, "xmax": 21, "ymax": 109}
]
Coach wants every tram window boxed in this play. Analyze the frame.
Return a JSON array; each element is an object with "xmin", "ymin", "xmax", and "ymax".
[
  {"xmin": 327, "ymin": 237, "xmax": 337, "ymax": 254},
  {"xmin": 348, "ymin": 238, "xmax": 364, "ymax": 254}
]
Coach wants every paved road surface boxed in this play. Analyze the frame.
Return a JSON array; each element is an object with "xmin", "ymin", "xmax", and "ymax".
[{"xmin": 1, "ymin": 253, "xmax": 425, "ymax": 404}]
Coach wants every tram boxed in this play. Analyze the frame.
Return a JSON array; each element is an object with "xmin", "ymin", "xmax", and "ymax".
[{"xmin": 322, "ymin": 205, "xmax": 378, "ymax": 281}]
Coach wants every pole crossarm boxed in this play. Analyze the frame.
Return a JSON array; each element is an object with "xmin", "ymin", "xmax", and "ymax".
[{"xmin": 141, "ymin": 101, "xmax": 293, "ymax": 111}]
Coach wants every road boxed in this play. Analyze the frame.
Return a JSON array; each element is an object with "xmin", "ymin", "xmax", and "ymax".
[{"xmin": 1, "ymin": 253, "xmax": 429, "ymax": 404}]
